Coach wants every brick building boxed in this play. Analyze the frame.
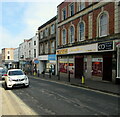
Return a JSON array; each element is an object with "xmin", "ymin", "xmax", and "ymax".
[
  {"xmin": 56, "ymin": 1, "xmax": 120, "ymax": 82},
  {"xmin": 38, "ymin": 16, "xmax": 57, "ymax": 75}
]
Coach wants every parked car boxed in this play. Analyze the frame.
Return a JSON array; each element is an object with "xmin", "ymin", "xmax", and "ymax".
[
  {"xmin": 4, "ymin": 69, "xmax": 29, "ymax": 89},
  {"xmin": 0, "ymin": 68, "xmax": 7, "ymax": 80}
]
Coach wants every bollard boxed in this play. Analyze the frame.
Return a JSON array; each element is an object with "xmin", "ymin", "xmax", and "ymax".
[
  {"xmin": 34, "ymin": 72, "xmax": 36, "ymax": 76},
  {"xmin": 49, "ymin": 69, "xmax": 51, "ymax": 78},
  {"xmin": 82, "ymin": 75, "xmax": 85, "ymax": 84},
  {"xmin": 68, "ymin": 71, "xmax": 70, "ymax": 82},
  {"xmin": 58, "ymin": 71, "xmax": 60, "ymax": 80}
]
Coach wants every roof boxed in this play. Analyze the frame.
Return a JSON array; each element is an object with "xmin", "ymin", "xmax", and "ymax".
[{"xmin": 38, "ymin": 16, "xmax": 57, "ymax": 30}]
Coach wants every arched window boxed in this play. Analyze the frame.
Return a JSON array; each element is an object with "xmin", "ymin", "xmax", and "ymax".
[
  {"xmin": 62, "ymin": 29, "xmax": 66, "ymax": 45},
  {"xmin": 79, "ymin": 22, "xmax": 85, "ymax": 41},
  {"xmin": 99, "ymin": 13, "xmax": 108, "ymax": 37},
  {"xmin": 69, "ymin": 26, "xmax": 74, "ymax": 43}
]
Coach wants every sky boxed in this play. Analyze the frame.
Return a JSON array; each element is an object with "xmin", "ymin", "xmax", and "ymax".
[{"xmin": 0, "ymin": 0, "xmax": 63, "ymax": 53}]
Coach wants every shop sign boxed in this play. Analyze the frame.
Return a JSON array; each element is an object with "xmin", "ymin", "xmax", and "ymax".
[
  {"xmin": 38, "ymin": 55, "xmax": 48, "ymax": 60},
  {"xmin": 48, "ymin": 54, "xmax": 56, "ymax": 60},
  {"xmin": 56, "ymin": 49, "xmax": 68, "ymax": 55},
  {"xmin": 98, "ymin": 41, "xmax": 113, "ymax": 51},
  {"xmin": 59, "ymin": 59, "xmax": 67, "ymax": 63},
  {"xmin": 68, "ymin": 43, "xmax": 97, "ymax": 54}
]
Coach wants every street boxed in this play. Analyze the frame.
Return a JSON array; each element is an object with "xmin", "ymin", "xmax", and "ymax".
[{"xmin": 0, "ymin": 76, "xmax": 119, "ymax": 116}]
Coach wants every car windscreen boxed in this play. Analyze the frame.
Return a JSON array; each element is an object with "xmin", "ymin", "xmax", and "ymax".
[{"xmin": 8, "ymin": 71, "xmax": 24, "ymax": 76}]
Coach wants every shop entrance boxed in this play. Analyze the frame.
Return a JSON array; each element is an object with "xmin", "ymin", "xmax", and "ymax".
[
  {"xmin": 103, "ymin": 54, "xmax": 112, "ymax": 81},
  {"xmin": 75, "ymin": 56, "xmax": 83, "ymax": 79}
]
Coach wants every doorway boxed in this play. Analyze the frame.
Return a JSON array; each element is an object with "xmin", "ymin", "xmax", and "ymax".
[
  {"xmin": 75, "ymin": 56, "xmax": 84, "ymax": 79},
  {"xmin": 103, "ymin": 54, "xmax": 112, "ymax": 81}
]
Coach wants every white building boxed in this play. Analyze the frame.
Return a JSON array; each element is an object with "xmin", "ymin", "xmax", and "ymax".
[{"xmin": 19, "ymin": 33, "xmax": 39, "ymax": 72}]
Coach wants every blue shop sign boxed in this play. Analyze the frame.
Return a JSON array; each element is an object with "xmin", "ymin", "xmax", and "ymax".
[{"xmin": 48, "ymin": 55, "xmax": 56, "ymax": 60}]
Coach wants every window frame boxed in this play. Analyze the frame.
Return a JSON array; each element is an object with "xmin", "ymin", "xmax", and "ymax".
[
  {"xmin": 69, "ymin": 25, "xmax": 75, "ymax": 43},
  {"xmin": 78, "ymin": 21, "xmax": 85, "ymax": 41},
  {"xmin": 98, "ymin": 12, "xmax": 109, "ymax": 37},
  {"xmin": 69, "ymin": 3, "xmax": 74, "ymax": 17},
  {"xmin": 62, "ymin": 29, "xmax": 67, "ymax": 45},
  {"xmin": 62, "ymin": 8, "xmax": 67, "ymax": 20}
]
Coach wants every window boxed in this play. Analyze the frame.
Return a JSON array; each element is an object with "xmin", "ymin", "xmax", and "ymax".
[
  {"xmin": 62, "ymin": 8, "xmax": 66, "ymax": 20},
  {"xmin": 79, "ymin": 2, "xmax": 85, "ymax": 11},
  {"xmin": 79, "ymin": 22, "xmax": 85, "ymax": 41},
  {"xmin": 69, "ymin": 26, "xmax": 74, "ymax": 43},
  {"xmin": 34, "ymin": 41, "xmax": 36, "ymax": 46},
  {"xmin": 45, "ymin": 28, "xmax": 49, "ymax": 37},
  {"xmin": 51, "ymin": 41, "xmax": 55, "ymax": 53},
  {"xmin": 99, "ymin": 13, "xmax": 108, "ymax": 37},
  {"xmin": 29, "ymin": 50, "xmax": 31, "ymax": 57},
  {"xmin": 51, "ymin": 24, "xmax": 55, "ymax": 34},
  {"xmin": 69, "ymin": 3, "xmax": 74, "ymax": 16},
  {"xmin": 8, "ymin": 51, "xmax": 10, "ymax": 54},
  {"xmin": 62, "ymin": 29, "xmax": 66, "ymax": 45},
  {"xmin": 29, "ymin": 43, "xmax": 31, "ymax": 47},
  {"xmin": 40, "ymin": 44, "xmax": 44, "ymax": 54},
  {"xmin": 34, "ymin": 49, "xmax": 36, "ymax": 58},
  {"xmin": 45, "ymin": 42, "xmax": 48, "ymax": 54},
  {"xmin": 40, "ymin": 31, "xmax": 43, "ymax": 39},
  {"xmin": 7, "ymin": 56, "xmax": 10, "ymax": 59}
]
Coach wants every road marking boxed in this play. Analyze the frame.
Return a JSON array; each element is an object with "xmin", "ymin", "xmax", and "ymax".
[{"xmin": 31, "ymin": 76, "xmax": 119, "ymax": 97}]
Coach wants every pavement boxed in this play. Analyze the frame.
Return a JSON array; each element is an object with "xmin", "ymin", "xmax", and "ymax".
[{"xmin": 28, "ymin": 73, "xmax": 120, "ymax": 95}]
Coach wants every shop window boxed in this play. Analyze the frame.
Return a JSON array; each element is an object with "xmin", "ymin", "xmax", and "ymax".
[
  {"xmin": 59, "ymin": 58, "xmax": 68, "ymax": 73},
  {"xmin": 92, "ymin": 58, "xmax": 103, "ymax": 77}
]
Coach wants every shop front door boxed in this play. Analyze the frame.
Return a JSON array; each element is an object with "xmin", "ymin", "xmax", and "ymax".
[
  {"xmin": 75, "ymin": 56, "xmax": 83, "ymax": 79},
  {"xmin": 103, "ymin": 54, "xmax": 112, "ymax": 81}
]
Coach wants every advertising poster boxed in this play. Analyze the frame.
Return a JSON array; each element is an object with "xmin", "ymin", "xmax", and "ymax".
[{"xmin": 92, "ymin": 58, "xmax": 103, "ymax": 77}]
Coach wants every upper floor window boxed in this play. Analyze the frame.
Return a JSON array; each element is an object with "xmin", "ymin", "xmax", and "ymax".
[
  {"xmin": 79, "ymin": 2, "xmax": 85, "ymax": 11},
  {"xmin": 62, "ymin": 29, "xmax": 66, "ymax": 45},
  {"xmin": 62, "ymin": 8, "xmax": 67, "ymax": 20},
  {"xmin": 51, "ymin": 41, "xmax": 55, "ymax": 53},
  {"xmin": 69, "ymin": 3, "xmax": 74, "ymax": 16},
  {"xmin": 69, "ymin": 26, "xmax": 74, "ymax": 43},
  {"xmin": 34, "ymin": 49, "xmax": 36, "ymax": 58},
  {"xmin": 40, "ymin": 44, "xmax": 44, "ymax": 54},
  {"xmin": 29, "ymin": 43, "xmax": 31, "ymax": 47},
  {"xmin": 40, "ymin": 31, "xmax": 43, "ymax": 39},
  {"xmin": 45, "ymin": 42, "xmax": 48, "ymax": 54},
  {"xmin": 99, "ymin": 13, "xmax": 108, "ymax": 37},
  {"xmin": 45, "ymin": 28, "xmax": 49, "ymax": 37},
  {"xmin": 34, "ymin": 41, "xmax": 36, "ymax": 46},
  {"xmin": 29, "ymin": 50, "xmax": 31, "ymax": 57},
  {"xmin": 51, "ymin": 24, "xmax": 55, "ymax": 34},
  {"xmin": 79, "ymin": 22, "xmax": 85, "ymax": 41},
  {"xmin": 8, "ymin": 51, "xmax": 10, "ymax": 54},
  {"xmin": 7, "ymin": 56, "xmax": 10, "ymax": 60}
]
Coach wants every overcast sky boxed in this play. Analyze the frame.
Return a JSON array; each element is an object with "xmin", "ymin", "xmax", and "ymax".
[{"xmin": 0, "ymin": 0, "xmax": 63, "ymax": 53}]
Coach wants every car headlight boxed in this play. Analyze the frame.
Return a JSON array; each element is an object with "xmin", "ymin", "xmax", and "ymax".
[
  {"xmin": 24, "ymin": 76, "xmax": 28, "ymax": 80},
  {"xmin": 9, "ymin": 77, "xmax": 12, "ymax": 82}
]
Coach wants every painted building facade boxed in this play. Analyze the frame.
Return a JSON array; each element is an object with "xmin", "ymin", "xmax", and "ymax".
[
  {"xmin": 38, "ymin": 16, "xmax": 57, "ymax": 75},
  {"xmin": 57, "ymin": 1, "xmax": 120, "ymax": 82},
  {"xmin": 1, "ymin": 48, "xmax": 15, "ymax": 69}
]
